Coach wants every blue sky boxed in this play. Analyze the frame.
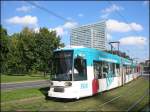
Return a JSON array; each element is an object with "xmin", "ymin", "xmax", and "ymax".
[{"xmin": 1, "ymin": 1, "xmax": 149, "ymax": 62}]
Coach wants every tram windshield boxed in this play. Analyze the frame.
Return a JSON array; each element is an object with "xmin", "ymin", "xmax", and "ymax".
[{"xmin": 52, "ymin": 51, "xmax": 73, "ymax": 81}]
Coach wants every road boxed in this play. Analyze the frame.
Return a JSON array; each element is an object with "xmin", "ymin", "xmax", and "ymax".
[
  {"xmin": 1, "ymin": 80, "xmax": 50, "ymax": 91},
  {"xmin": 1, "ymin": 73, "xmax": 149, "ymax": 91}
]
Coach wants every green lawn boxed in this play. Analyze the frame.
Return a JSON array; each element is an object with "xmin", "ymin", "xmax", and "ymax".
[
  {"xmin": 1, "ymin": 74, "xmax": 50, "ymax": 83},
  {"xmin": 1, "ymin": 87, "xmax": 44, "ymax": 102},
  {"xmin": 1, "ymin": 77, "xmax": 149, "ymax": 111}
]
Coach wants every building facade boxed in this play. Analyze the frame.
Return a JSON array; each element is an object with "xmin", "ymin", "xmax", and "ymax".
[{"xmin": 70, "ymin": 21, "xmax": 106, "ymax": 51}]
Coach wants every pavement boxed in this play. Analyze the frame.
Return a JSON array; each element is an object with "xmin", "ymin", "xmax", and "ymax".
[
  {"xmin": 0, "ymin": 73, "xmax": 149, "ymax": 91},
  {"xmin": 1, "ymin": 80, "xmax": 50, "ymax": 91}
]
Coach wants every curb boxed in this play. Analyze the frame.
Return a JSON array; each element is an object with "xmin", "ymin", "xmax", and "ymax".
[{"xmin": 1, "ymin": 79, "xmax": 49, "ymax": 85}]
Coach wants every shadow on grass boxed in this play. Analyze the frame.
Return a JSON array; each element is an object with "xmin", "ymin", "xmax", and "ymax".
[
  {"xmin": 6, "ymin": 74, "xmax": 26, "ymax": 76},
  {"xmin": 38, "ymin": 86, "xmax": 105, "ymax": 103},
  {"xmin": 38, "ymin": 77, "xmax": 148, "ymax": 111},
  {"xmin": 38, "ymin": 86, "xmax": 115, "ymax": 104},
  {"xmin": 5, "ymin": 73, "xmax": 49, "ymax": 78},
  {"xmin": 39, "ymin": 87, "xmax": 49, "ymax": 97},
  {"xmin": 39, "ymin": 87, "xmax": 78, "ymax": 103},
  {"xmin": 29, "ymin": 74, "xmax": 50, "ymax": 79},
  {"xmin": 29, "ymin": 75, "xmax": 45, "ymax": 78}
]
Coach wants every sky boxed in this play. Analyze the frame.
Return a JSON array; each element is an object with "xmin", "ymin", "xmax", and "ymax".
[{"xmin": 1, "ymin": 1, "xmax": 149, "ymax": 62}]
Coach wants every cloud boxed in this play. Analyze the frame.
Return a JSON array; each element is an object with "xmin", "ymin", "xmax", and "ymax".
[
  {"xmin": 16, "ymin": 6, "xmax": 34, "ymax": 12},
  {"xmin": 49, "ymin": 21, "xmax": 78, "ymax": 36},
  {"xmin": 34, "ymin": 26, "xmax": 66, "ymax": 36},
  {"xmin": 34, "ymin": 26, "xmax": 67, "ymax": 36},
  {"xmin": 32, "ymin": 21, "xmax": 78, "ymax": 37},
  {"xmin": 34, "ymin": 27, "xmax": 39, "ymax": 33},
  {"xmin": 33, "ymin": 21, "xmax": 78, "ymax": 36},
  {"xmin": 78, "ymin": 13, "xmax": 84, "ymax": 17},
  {"xmin": 6, "ymin": 15, "xmax": 38, "ymax": 26},
  {"xmin": 63, "ymin": 21, "xmax": 78, "ymax": 29},
  {"xmin": 119, "ymin": 36, "xmax": 147, "ymax": 45},
  {"xmin": 106, "ymin": 19, "xmax": 143, "ymax": 32},
  {"xmin": 49, "ymin": 26, "xmax": 67, "ymax": 36},
  {"xmin": 101, "ymin": 13, "xmax": 109, "ymax": 19},
  {"xmin": 107, "ymin": 33, "xmax": 112, "ymax": 41},
  {"xmin": 102, "ymin": 4, "xmax": 123, "ymax": 13},
  {"xmin": 54, "ymin": 27, "xmax": 67, "ymax": 36},
  {"xmin": 101, "ymin": 4, "xmax": 123, "ymax": 18}
]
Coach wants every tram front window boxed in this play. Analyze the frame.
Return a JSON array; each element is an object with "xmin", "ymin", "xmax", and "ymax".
[
  {"xmin": 73, "ymin": 57, "xmax": 87, "ymax": 81},
  {"xmin": 52, "ymin": 51, "xmax": 73, "ymax": 81}
]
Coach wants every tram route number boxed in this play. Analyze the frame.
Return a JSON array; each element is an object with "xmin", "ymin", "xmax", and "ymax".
[{"xmin": 80, "ymin": 83, "xmax": 88, "ymax": 89}]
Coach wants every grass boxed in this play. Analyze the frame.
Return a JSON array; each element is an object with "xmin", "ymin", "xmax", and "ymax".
[
  {"xmin": 1, "ymin": 76, "xmax": 149, "ymax": 111},
  {"xmin": 1, "ymin": 87, "xmax": 44, "ymax": 102},
  {"xmin": 0, "ymin": 73, "xmax": 50, "ymax": 83}
]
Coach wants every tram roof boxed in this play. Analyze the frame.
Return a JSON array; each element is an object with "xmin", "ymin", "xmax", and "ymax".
[{"xmin": 55, "ymin": 46, "xmax": 137, "ymax": 66}]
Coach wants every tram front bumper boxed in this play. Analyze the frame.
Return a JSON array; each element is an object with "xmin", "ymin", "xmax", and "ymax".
[{"xmin": 48, "ymin": 86, "xmax": 78, "ymax": 99}]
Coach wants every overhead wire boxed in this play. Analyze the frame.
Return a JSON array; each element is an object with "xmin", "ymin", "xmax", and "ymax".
[
  {"xmin": 25, "ymin": 1, "xmax": 77, "ymax": 46},
  {"xmin": 26, "ymin": 1, "xmax": 141, "ymax": 37},
  {"xmin": 26, "ymin": 0, "xmax": 142, "ymax": 56},
  {"xmin": 26, "ymin": 1, "xmax": 72, "ymax": 23}
]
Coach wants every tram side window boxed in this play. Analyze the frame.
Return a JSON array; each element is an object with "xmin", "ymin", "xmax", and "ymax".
[
  {"xmin": 123, "ymin": 65, "xmax": 127, "ymax": 75},
  {"xmin": 74, "ymin": 57, "xmax": 87, "ymax": 81},
  {"xmin": 128, "ymin": 66, "xmax": 130, "ymax": 74},
  {"xmin": 116, "ymin": 64, "xmax": 120, "ymax": 76},
  {"xmin": 126, "ymin": 66, "xmax": 131, "ymax": 75},
  {"xmin": 109, "ymin": 63, "xmax": 115, "ymax": 76},
  {"xmin": 129, "ymin": 66, "xmax": 132, "ymax": 74},
  {"xmin": 105, "ymin": 63, "xmax": 116, "ymax": 77},
  {"xmin": 135, "ymin": 67, "xmax": 137, "ymax": 73},
  {"xmin": 93, "ymin": 61, "xmax": 116, "ymax": 78},
  {"xmin": 93, "ymin": 61, "xmax": 103, "ymax": 79},
  {"xmin": 132, "ymin": 67, "xmax": 134, "ymax": 73},
  {"xmin": 103, "ymin": 62, "xmax": 109, "ymax": 78},
  {"xmin": 126, "ymin": 66, "xmax": 128, "ymax": 75}
]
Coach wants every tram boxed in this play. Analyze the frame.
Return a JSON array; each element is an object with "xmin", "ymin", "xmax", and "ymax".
[{"xmin": 48, "ymin": 46, "xmax": 141, "ymax": 99}]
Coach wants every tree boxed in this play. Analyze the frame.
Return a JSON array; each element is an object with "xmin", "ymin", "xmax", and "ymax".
[
  {"xmin": 7, "ymin": 27, "xmax": 36, "ymax": 74},
  {"xmin": 32, "ymin": 27, "xmax": 64, "ymax": 76},
  {"xmin": 7, "ymin": 33, "xmax": 26, "ymax": 74},
  {"xmin": 1, "ymin": 26, "xmax": 64, "ymax": 75},
  {"xmin": 0, "ymin": 25, "xmax": 9, "ymax": 73},
  {"xmin": 19, "ymin": 27, "xmax": 36, "ymax": 73}
]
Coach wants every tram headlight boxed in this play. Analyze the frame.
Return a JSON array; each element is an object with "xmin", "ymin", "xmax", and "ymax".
[{"xmin": 64, "ymin": 82, "xmax": 72, "ymax": 87}]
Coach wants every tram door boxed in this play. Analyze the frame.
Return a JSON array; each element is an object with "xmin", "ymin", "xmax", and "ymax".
[{"xmin": 92, "ymin": 61, "xmax": 100, "ymax": 94}]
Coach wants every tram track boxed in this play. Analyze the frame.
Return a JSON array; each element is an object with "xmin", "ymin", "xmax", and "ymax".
[
  {"xmin": 1, "ymin": 76, "xmax": 148, "ymax": 111},
  {"xmin": 126, "ymin": 89, "xmax": 149, "ymax": 111},
  {"xmin": 87, "ymin": 76, "xmax": 148, "ymax": 111},
  {"xmin": 99, "ymin": 84, "xmax": 146, "ymax": 107},
  {"xmin": 99, "ymin": 87, "xmax": 148, "ymax": 111}
]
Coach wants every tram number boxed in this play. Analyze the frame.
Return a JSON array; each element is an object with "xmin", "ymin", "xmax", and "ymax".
[{"xmin": 80, "ymin": 83, "xmax": 88, "ymax": 89}]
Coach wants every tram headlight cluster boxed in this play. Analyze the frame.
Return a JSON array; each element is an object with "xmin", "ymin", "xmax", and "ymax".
[{"xmin": 64, "ymin": 82, "xmax": 72, "ymax": 87}]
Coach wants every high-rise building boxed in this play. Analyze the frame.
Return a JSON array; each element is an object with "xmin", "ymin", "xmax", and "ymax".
[{"xmin": 70, "ymin": 21, "xmax": 106, "ymax": 51}]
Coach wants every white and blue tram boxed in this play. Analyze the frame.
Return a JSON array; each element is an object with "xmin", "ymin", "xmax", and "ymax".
[{"xmin": 48, "ymin": 46, "xmax": 141, "ymax": 99}]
